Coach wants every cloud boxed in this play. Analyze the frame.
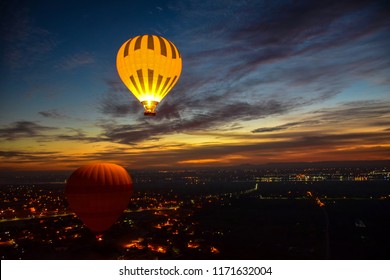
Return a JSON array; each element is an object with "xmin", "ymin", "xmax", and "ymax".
[
  {"xmin": 0, "ymin": 121, "xmax": 56, "ymax": 140},
  {"xmin": 38, "ymin": 109, "xmax": 67, "ymax": 119},
  {"xmin": 56, "ymin": 52, "xmax": 95, "ymax": 70},
  {"xmin": 98, "ymin": 85, "xmax": 142, "ymax": 118},
  {"xmin": 54, "ymin": 127, "xmax": 102, "ymax": 143},
  {"xmin": 98, "ymin": 98, "xmax": 390, "ymax": 145},
  {"xmin": 0, "ymin": 149, "xmax": 85, "ymax": 171},
  {"xmin": 0, "ymin": 150, "xmax": 58, "ymax": 160},
  {"xmin": 251, "ymin": 100, "xmax": 390, "ymax": 134},
  {"xmin": 0, "ymin": 121, "xmax": 101, "ymax": 143},
  {"xmin": 99, "ymin": 98, "xmax": 295, "ymax": 144},
  {"xmin": 311, "ymin": 100, "xmax": 390, "ymax": 124},
  {"xmin": 252, "ymin": 121, "xmax": 320, "ymax": 133}
]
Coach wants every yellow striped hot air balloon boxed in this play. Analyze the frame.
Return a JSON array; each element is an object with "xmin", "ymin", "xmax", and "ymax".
[{"xmin": 116, "ymin": 35, "xmax": 182, "ymax": 116}]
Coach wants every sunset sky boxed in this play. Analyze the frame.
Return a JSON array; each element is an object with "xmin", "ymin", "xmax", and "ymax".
[{"xmin": 1, "ymin": 0, "xmax": 389, "ymax": 171}]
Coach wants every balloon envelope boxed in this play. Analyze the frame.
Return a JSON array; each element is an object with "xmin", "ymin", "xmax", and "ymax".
[
  {"xmin": 116, "ymin": 34, "xmax": 182, "ymax": 116},
  {"xmin": 65, "ymin": 163, "xmax": 133, "ymax": 233}
]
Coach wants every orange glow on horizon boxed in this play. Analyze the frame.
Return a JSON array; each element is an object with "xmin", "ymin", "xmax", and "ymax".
[
  {"xmin": 1, "ymin": 128, "xmax": 389, "ymax": 171},
  {"xmin": 178, "ymin": 159, "xmax": 221, "ymax": 164}
]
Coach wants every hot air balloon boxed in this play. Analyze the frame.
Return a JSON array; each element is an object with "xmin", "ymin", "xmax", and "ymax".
[
  {"xmin": 116, "ymin": 35, "xmax": 182, "ymax": 116},
  {"xmin": 65, "ymin": 163, "xmax": 133, "ymax": 233}
]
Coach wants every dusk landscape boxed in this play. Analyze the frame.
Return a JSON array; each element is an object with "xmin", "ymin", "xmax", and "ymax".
[{"xmin": 1, "ymin": 0, "xmax": 389, "ymax": 261}]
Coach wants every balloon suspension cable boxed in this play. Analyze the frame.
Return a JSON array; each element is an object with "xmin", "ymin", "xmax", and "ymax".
[{"xmin": 141, "ymin": 100, "xmax": 158, "ymax": 116}]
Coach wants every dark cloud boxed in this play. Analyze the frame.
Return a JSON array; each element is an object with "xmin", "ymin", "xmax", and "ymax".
[
  {"xmin": 38, "ymin": 109, "xmax": 66, "ymax": 119},
  {"xmin": 99, "ymin": 122, "xmax": 159, "ymax": 145},
  {"xmin": 99, "ymin": 82, "xmax": 142, "ymax": 117},
  {"xmin": 0, "ymin": 150, "xmax": 57, "ymax": 159},
  {"xmin": 252, "ymin": 121, "xmax": 320, "ymax": 133},
  {"xmin": 99, "ymin": 96, "xmax": 138, "ymax": 118},
  {"xmin": 100, "ymin": 98, "xmax": 390, "ymax": 145},
  {"xmin": 104, "ymin": 79, "xmax": 129, "ymax": 93},
  {"xmin": 0, "ymin": 151, "xmax": 25, "ymax": 158},
  {"xmin": 311, "ymin": 100, "xmax": 390, "ymax": 123},
  {"xmin": 56, "ymin": 51, "xmax": 95, "ymax": 70},
  {"xmin": 0, "ymin": 121, "xmax": 102, "ymax": 143},
  {"xmin": 100, "ymin": 99, "xmax": 294, "ymax": 144},
  {"xmin": 0, "ymin": 121, "xmax": 56, "ymax": 140},
  {"xmin": 151, "ymin": 100, "xmax": 184, "ymax": 121},
  {"xmin": 54, "ymin": 128, "xmax": 102, "ymax": 143},
  {"xmin": 252, "ymin": 100, "xmax": 390, "ymax": 133}
]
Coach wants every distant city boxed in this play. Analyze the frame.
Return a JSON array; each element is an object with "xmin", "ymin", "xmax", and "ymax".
[{"xmin": 1, "ymin": 162, "xmax": 389, "ymax": 259}]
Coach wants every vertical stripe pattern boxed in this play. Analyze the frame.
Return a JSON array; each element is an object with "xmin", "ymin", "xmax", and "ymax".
[{"xmin": 116, "ymin": 34, "xmax": 182, "ymax": 104}]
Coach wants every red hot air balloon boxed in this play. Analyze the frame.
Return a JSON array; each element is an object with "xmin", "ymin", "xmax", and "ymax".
[{"xmin": 65, "ymin": 163, "xmax": 133, "ymax": 233}]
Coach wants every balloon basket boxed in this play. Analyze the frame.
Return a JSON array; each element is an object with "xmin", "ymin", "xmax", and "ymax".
[
  {"xmin": 95, "ymin": 234, "xmax": 104, "ymax": 242},
  {"xmin": 141, "ymin": 100, "xmax": 158, "ymax": 116}
]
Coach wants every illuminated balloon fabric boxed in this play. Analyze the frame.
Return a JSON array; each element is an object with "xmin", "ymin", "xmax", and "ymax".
[
  {"xmin": 65, "ymin": 163, "xmax": 133, "ymax": 233},
  {"xmin": 116, "ymin": 35, "xmax": 182, "ymax": 116}
]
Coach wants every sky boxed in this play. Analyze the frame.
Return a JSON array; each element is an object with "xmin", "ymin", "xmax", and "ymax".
[{"xmin": 0, "ymin": 0, "xmax": 389, "ymax": 171}]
